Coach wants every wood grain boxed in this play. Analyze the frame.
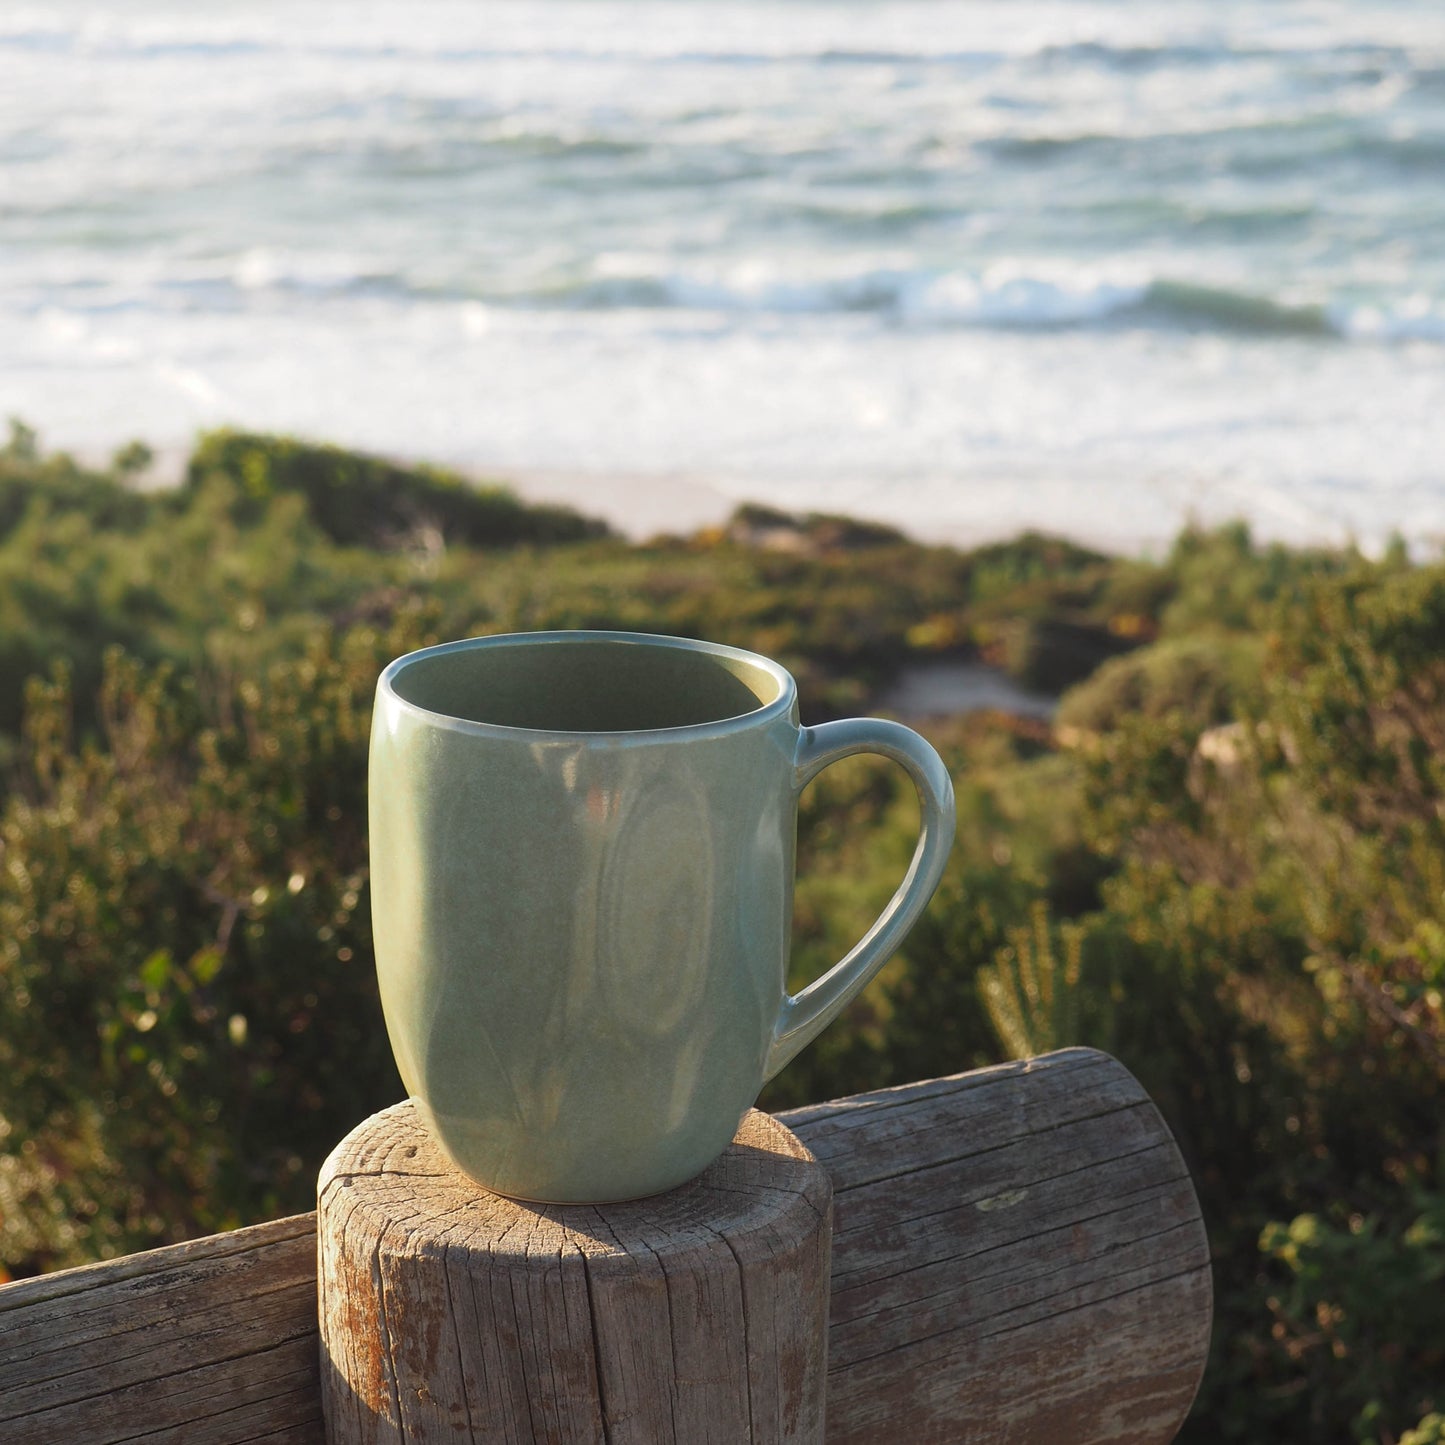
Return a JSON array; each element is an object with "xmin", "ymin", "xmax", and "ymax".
[
  {"xmin": 780, "ymin": 1048, "xmax": 1213, "ymax": 1445},
  {"xmin": 0, "ymin": 1048, "xmax": 1212, "ymax": 1444},
  {"xmin": 316, "ymin": 1104, "xmax": 832, "ymax": 1445},
  {"xmin": 0, "ymin": 1212, "xmax": 323, "ymax": 1445}
]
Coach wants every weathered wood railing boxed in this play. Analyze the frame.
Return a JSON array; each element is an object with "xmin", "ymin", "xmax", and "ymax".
[{"xmin": 0, "ymin": 1048, "xmax": 1212, "ymax": 1444}]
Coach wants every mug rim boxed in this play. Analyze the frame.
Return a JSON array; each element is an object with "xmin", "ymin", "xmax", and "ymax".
[{"xmin": 378, "ymin": 629, "xmax": 798, "ymax": 741}]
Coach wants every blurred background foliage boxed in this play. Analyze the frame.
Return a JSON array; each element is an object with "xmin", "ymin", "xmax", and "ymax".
[{"xmin": 0, "ymin": 423, "xmax": 1440, "ymax": 1443}]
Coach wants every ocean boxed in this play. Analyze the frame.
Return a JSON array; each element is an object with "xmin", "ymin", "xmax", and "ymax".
[{"xmin": 2, "ymin": 0, "xmax": 1443, "ymax": 552}]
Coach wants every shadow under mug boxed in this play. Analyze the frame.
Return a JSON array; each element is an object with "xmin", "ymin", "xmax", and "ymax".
[{"xmin": 369, "ymin": 630, "xmax": 955, "ymax": 1202}]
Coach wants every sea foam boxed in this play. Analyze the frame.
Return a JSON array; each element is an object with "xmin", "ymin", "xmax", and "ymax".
[{"xmin": 3, "ymin": 0, "xmax": 1444, "ymax": 553}]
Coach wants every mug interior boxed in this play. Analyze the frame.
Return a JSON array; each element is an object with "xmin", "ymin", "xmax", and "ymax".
[{"xmin": 389, "ymin": 635, "xmax": 784, "ymax": 732}]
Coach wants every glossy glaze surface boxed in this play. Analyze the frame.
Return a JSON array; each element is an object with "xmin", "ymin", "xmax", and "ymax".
[{"xmin": 369, "ymin": 631, "xmax": 954, "ymax": 1201}]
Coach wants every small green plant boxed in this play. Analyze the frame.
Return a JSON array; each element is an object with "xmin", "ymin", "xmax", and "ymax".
[
  {"xmin": 978, "ymin": 902, "xmax": 1089, "ymax": 1057},
  {"xmin": 1260, "ymin": 1197, "xmax": 1445, "ymax": 1443}
]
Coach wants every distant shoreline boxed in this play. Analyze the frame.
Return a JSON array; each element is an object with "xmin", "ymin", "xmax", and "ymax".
[
  {"xmin": 77, "ymin": 431, "xmax": 1166, "ymax": 559},
  {"xmin": 113, "ymin": 440, "xmax": 742, "ymax": 545},
  {"xmin": 56, "ymin": 424, "xmax": 1425, "ymax": 563}
]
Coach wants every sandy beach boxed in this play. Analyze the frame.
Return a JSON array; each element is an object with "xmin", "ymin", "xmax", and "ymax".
[{"xmin": 477, "ymin": 466, "xmax": 738, "ymax": 542}]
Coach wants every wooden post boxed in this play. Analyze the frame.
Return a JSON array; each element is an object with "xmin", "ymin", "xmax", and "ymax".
[{"xmin": 316, "ymin": 1102, "xmax": 833, "ymax": 1445}]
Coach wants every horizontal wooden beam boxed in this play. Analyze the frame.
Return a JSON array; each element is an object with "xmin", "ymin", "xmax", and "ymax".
[
  {"xmin": 781, "ymin": 1047, "xmax": 1212, "ymax": 1445},
  {"xmin": 0, "ymin": 1048, "xmax": 1210, "ymax": 1444},
  {"xmin": 0, "ymin": 1212, "xmax": 322, "ymax": 1445}
]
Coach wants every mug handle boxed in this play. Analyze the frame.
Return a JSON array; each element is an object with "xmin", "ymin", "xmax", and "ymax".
[{"xmin": 764, "ymin": 717, "xmax": 957, "ymax": 1082}]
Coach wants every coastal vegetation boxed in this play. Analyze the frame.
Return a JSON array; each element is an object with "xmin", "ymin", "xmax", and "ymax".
[{"xmin": 0, "ymin": 422, "xmax": 1440, "ymax": 1444}]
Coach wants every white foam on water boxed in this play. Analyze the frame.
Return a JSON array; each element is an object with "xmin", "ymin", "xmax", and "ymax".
[
  {"xmin": 4, "ymin": 0, "xmax": 1445, "ymax": 553},
  {"xmin": 8, "ymin": 293, "xmax": 1442, "ymax": 554}
]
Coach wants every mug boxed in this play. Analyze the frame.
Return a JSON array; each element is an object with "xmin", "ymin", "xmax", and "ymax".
[{"xmin": 369, "ymin": 630, "xmax": 954, "ymax": 1202}]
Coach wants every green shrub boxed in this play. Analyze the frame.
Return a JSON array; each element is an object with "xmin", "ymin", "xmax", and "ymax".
[
  {"xmin": 183, "ymin": 429, "xmax": 610, "ymax": 550},
  {"xmin": 0, "ymin": 421, "xmax": 153, "ymax": 540},
  {"xmin": 1260, "ymin": 1199, "xmax": 1445, "ymax": 1443},
  {"xmin": 0, "ymin": 618, "xmax": 437, "ymax": 1269},
  {"xmin": 1057, "ymin": 632, "xmax": 1264, "ymax": 734},
  {"xmin": 2, "ymin": 429, "xmax": 1443, "ymax": 1444}
]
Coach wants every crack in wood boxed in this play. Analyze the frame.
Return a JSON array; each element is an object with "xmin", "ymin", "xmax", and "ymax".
[{"xmin": 803, "ymin": 1099, "xmax": 1155, "ymax": 1192}]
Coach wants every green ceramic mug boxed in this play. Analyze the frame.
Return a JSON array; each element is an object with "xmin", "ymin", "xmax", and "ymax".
[{"xmin": 369, "ymin": 630, "xmax": 955, "ymax": 1202}]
